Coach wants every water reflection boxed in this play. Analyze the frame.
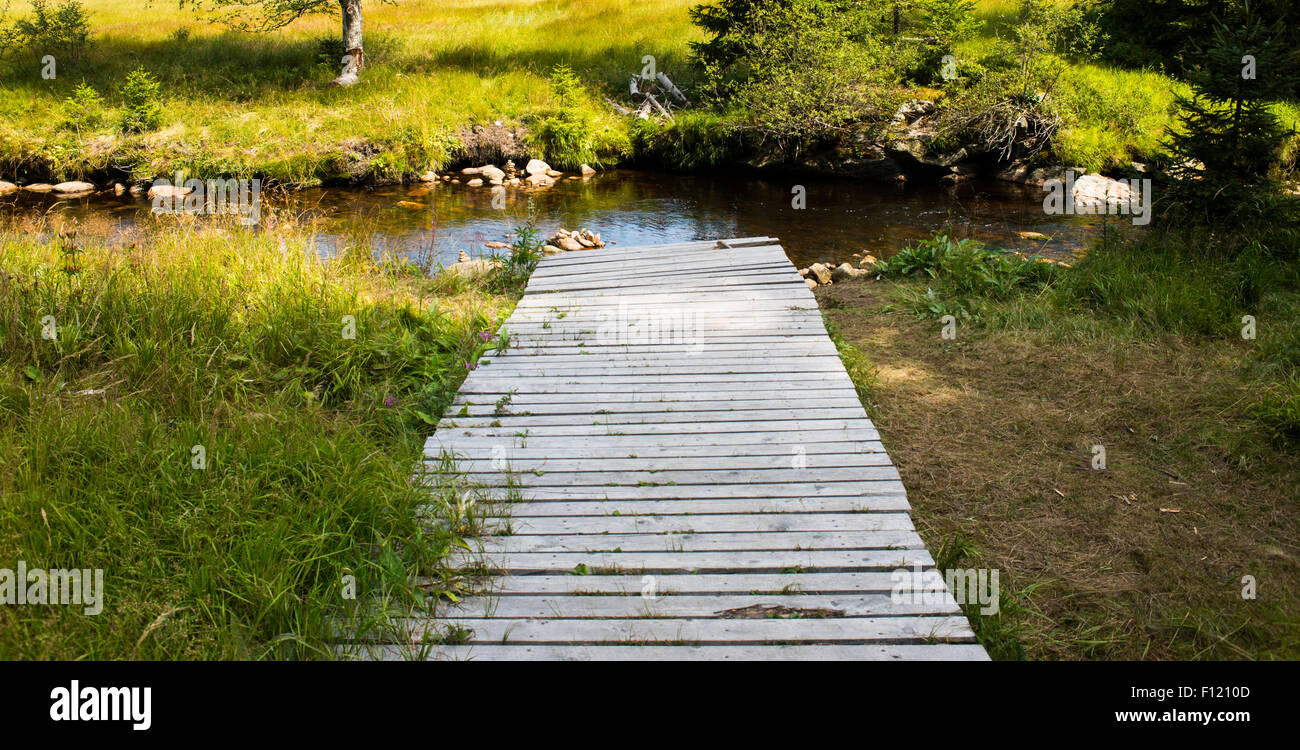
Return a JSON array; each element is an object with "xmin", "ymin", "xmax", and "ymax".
[{"xmin": 2, "ymin": 169, "xmax": 1109, "ymax": 268}]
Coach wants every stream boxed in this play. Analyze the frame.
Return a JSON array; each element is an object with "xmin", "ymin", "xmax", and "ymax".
[{"xmin": 3, "ymin": 169, "xmax": 1112, "ymax": 269}]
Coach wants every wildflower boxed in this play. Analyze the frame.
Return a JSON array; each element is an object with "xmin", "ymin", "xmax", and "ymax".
[{"xmin": 384, "ymin": 395, "xmax": 397, "ymax": 408}]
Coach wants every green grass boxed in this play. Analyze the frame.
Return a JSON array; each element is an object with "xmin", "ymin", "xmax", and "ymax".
[
  {"xmin": 8, "ymin": 0, "xmax": 1293, "ymax": 183},
  {"xmin": 819, "ymin": 224, "xmax": 1300, "ymax": 659},
  {"xmin": 0, "ymin": 0, "xmax": 703, "ymax": 184},
  {"xmin": 0, "ymin": 215, "xmax": 521, "ymax": 659}
]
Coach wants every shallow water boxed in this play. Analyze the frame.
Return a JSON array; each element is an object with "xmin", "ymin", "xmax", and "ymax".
[{"xmin": 3, "ymin": 169, "xmax": 1111, "ymax": 268}]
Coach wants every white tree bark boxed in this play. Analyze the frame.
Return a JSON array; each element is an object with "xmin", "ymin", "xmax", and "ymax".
[{"xmin": 334, "ymin": 0, "xmax": 364, "ymax": 86}]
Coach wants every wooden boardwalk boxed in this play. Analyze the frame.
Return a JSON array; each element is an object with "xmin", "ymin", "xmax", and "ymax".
[{"xmin": 394, "ymin": 237, "xmax": 986, "ymax": 660}]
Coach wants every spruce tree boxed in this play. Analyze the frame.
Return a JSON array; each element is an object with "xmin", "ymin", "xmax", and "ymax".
[{"xmin": 1164, "ymin": 7, "xmax": 1295, "ymax": 222}]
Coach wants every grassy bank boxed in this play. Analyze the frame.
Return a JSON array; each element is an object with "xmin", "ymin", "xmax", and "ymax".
[
  {"xmin": 0, "ymin": 216, "xmax": 525, "ymax": 659},
  {"xmin": 6, "ymin": 0, "xmax": 1287, "ymax": 184},
  {"xmin": 820, "ymin": 229, "xmax": 1300, "ymax": 659},
  {"xmin": 0, "ymin": 0, "xmax": 700, "ymax": 184}
]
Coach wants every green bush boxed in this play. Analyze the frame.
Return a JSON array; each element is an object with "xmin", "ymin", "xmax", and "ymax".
[
  {"xmin": 690, "ymin": 0, "xmax": 898, "ymax": 141},
  {"xmin": 528, "ymin": 65, "xmax": 612, "ymax": 169},
  {"xmin": 58, "ymin": 81, "xmax": 104, "ymax": 132},
  {"xmin": 117, "ymin": 66, "xmax": 163, "ymax": 134},
  {"xmin": 2, "ymin": 0, "xmax": 92, "ymax": 67},
  {"xmin": 1253, "ymin": 375, "xmax": 1300, "ymax": 446}
]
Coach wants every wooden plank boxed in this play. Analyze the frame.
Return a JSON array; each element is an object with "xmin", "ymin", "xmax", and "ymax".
[
  {"xmin": 397, "ymin": 615, "xmax": 975, "ymax": 644},
  {"xmin": 354, "ymin": 644, "xmax": 990, "ymax": 661},
  {"xmin": 442, "ymin": 593, "xmax": 958, "ymax": 619},
  {"xmin": 451, "ymin": 548, "xmax": 935, "ymax": 573},
  {"xmin": 473, "ymin": 530, "xmax": 925, "ymax": 553},
  {"xmin": 455, "ymin": 572, "xmax": 923, "ymax": 595},
  {"xmin": 448, "ymin": 496, "xmax": 914, "ymax": 516},
  {"xmin": 503, "ymin": 513, "xmax": 916, "ymax": 535}
]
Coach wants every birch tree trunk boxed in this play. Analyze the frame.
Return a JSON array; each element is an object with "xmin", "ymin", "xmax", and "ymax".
[{"xmin": 334, "ymin": 0, "xmax": 364, "ymax": 85}]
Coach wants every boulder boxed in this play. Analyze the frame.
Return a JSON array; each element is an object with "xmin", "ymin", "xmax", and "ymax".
[
  {"xmin": 53, "ymin": 181, "xmax": 95, "ymax": 194},
  {"xmin": 23, "ymin": 183, "xmax": 54, "ymax": 192},
  {"xmin": 797, "ymin": 268, "xmax": 810, "ymax": 277},
  {"xmin": 580, "ymin": 164, "xmax": 597, "ymax": 177},
  {"xmin": 0, "ymin": 181, "xmax": 16, "ymax": 194},
  {"xmin": 113, "ymin": 183, "xmax": 127, "ymax": 196},
  {"xmin": 546, "ymin": 169, "xmax": 563, "ymax": 178},
  {"xmin": 831, "ymin": 263, "xmax": 868, "ymax": 282},
  {"xmin": 442, "ymin": 258, "xmax": 501, "ymax": 279},
  {"xmin": 461, "ymin": 167, "xmax": 482, "ymax": 175},
  {"xmin": 858, "ymin": 254, "xmax": 878, "ymax": 269},
  {"xmin": 466, "ymin": 177, "xmax": 484, "ymax": 187},
  {"xmin": 893, "ymin": 99, "xmax": 937, "ymax": 123},
  {"xmin": 553, "ymin": 236, "xmax": 585, "ymax": 252},
  {"xmin": 479, "ymin": 165, "xmax": 505, "ymax": 182},
  {"xmin": 806, "ymin": 263, "xmax": 832, "ymax": 285},
  {"xmin": 805, "ymin": 278, "xmax": 819, "ymax": 290},
  {"xmin": 147, "ymin": 184, "xmax": 191, "ymax": 200},
  {"xmin": 418, "ymin": 171, "xmax": 438, "ymax": 182},
  {"xmin": 525, "ymin": 159, "xmax": 551, "ymax": 176},
  {"xmin": 525, "ymin": 173, "xmax": 555, "ymax": 187}
]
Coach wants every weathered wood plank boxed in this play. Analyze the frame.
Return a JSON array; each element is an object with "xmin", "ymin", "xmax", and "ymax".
[{"xmin": 354, "ymin": 644, "xmax": 990, "ymax": 661}]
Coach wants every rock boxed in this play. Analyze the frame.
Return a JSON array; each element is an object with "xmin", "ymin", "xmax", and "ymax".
[
  {"xmin": 504, "ymin": 160, "xmax": 518, "ymax": 178},
  {"xmin": 418, "ymin": 171, "xmax": 438, "ymax": 182},
  {"xmin": 831, "ymin": 263, "xmax": 868, "ymax": 282},
  {"xmin": 479, "ymin": 165, "xmax": 505, "ymax": 182},
  {"xmin": 442, "ymin": 258, "xmax": 501, "ymax": 279},
  {"xmin": 459, "ymin": 250, "xmax": 470, "ymax": 262},
  {"xmin": 397, "ymin": 200, "xmax": 426, "ymax": 209},
  {"xmin": 858, "ymin": 254, "xmax": 878, "ymax": 269},
  {"xmin": 505, "ymin": 177, "xmax": 521, "ymax": 185},
  {"xmin": 893, "ymin": 99, "xmax": 937, "ymax": 123},
  {"xmin": 0, "ymin": 181, "xmax": 16, "ymax": 194},
  {"xmin": 1016, "ymin": 231, "xmax": 1049, "ymax": 240},
  {"xmin": 147, "ymin": 184, "xmax": 191, "ymax": 200},
  {"xmin": 805, "ymin": 278, "xmax": 819, "ymax": 291},
  {"xmin": 525, "ymin": 159, "xmax": 551, "ymax": 176},
  {"xmin": 806, "ymin": 263, "xmax": 832, "ymax": 285},
  {"xmin": 546, "ymin": 169, "xmax": 562, "ymax": 178},
  {"xmin": 797, "ymin": 268, "xmax": 810, "ymax": 277},
  {"xmin": 466, "ymin": 177, "xmax": 484, "ymax": 187},
  {"xmin": 524, "ymin": 173, "xmax": 555, "ymax": 187},
  {"xmin": 575, "ymin": 235, "xmax": 596, "ymax": 248},
  {"xmin": 23, "ymin": 183, "xmax": 54, "ymax": 192},
  {"xmin": 129, "ymin": 184, "xmax": 147, "ymax": 196},
  {"xmin": 580, "ymin": 164, "xmax": 596, "ymax": 176},
  {"xmin": 554, "ymin": 236, "xmax": 585, "ymax": 252},
  {"xmin": 461, "ymin": 167, "xmax": 482, "ymax": 175},
  {"xmin": 53, "ymin": 181, "xmax": 95, "ymax": 194},
  {"xmin": 113, "ymin": 183, "xmax": 127, "ymax": 196},
  {"xmin": 484, "ymin": 241, "xmax": 510, "ymax": 250}
]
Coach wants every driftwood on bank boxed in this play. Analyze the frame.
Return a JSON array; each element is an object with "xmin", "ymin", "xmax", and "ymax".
[{"xmin": 621, "ymin": 71, "xmax": 689, "ymax": 121}]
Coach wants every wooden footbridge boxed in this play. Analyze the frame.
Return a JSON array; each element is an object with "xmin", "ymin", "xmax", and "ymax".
[{"xmin": 387, "ymin": 237, "xmax": 986, "ymax": 660}]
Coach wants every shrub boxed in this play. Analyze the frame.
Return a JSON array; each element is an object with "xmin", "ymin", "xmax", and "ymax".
[
  {"xmin": 58, "ymin": 81, "xmax": 104, "ymax": 132},
  {"xmin": 689, "ymin": 0, "xmax": 897, "ymax": 141},
  {"xmin": 528, "ymin": 65, "xmax": 623, "ymax": 169},
  {"xmin": 3, "ymin": 0, "xmax": 92, "ymax": 67},
  {"xmin": 118, "ymin": 66, "xmax": 163, "ymax": 134}
]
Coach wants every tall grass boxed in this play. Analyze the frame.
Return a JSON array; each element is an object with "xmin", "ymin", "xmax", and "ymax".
[{"xmin": 0, "ymin": 218, "xmax": 515, "ymax": 658}]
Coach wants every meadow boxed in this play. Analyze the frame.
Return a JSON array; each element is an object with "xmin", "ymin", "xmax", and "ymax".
[
  {"xmin": 0, "ymin": 212, "xmax": 535, "ymax": 658},
  {"xmin": 4, "ymin": 0, "xmax": 1281, "ymax": 183}
]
